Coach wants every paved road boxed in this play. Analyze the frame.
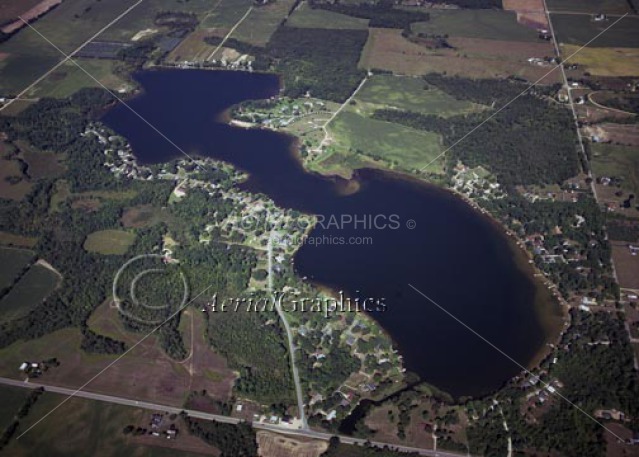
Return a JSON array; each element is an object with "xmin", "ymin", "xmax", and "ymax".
[
  {"xmin": 0, "ymin": 376, "xmax": 468, "ymax": 457},
  {"xmin": 268, "ymin": 234, "xmax": 308, "ymax": 429}
]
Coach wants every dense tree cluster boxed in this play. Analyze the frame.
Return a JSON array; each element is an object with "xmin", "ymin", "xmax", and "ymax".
[
  {"xmin": 308, "ymin": 0, "xmax": 430, "ymax": 29},
  {"xmin": 186, "ymin": 418, "xmax": 258, "ymax": 457},
  {"xmin": 373, "ymin": 76, "xmax": 579, "ymax": 187}
]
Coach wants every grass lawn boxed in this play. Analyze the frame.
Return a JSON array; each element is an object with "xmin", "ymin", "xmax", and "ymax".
[
  {"xmin": 411, "ymin": 9, "xmax": 539, "ymax": 42},
  {"xmin": 355, "ymin": 75, "xmax": 485, "ymax": 117},
  {"xmin": 546, "ymin": 0, "xmax": 631, "ymax": 14},
  {"xmin": 0, "ymin": 158, "xmax": 32, "ymax": 201},
  {"xmin": 286, "ymin": 2, "xmax": 369, "ymax": 29},
  {"xmin": 329, "ymin": 109, "xmax": 444, "ymax": 173},
  {"xmin": 0, "ymin": 264, "xmax": 59, "ymax": 323},
  {"xmin": 561, "ymin": 45, "xmax": 639, "ymax": 76},
  {"xmin": 591, "ymin": 143, "xmax": 639, "ymax": 195},
  {"xmin": 0, "ymin": 247, "xmax": 35, "ymax": 291},
  {"xmin": 83, "ymin": 229, "xmax": 136, "ymax": 255},
  {"xmin": 551, "ymin": 14, "xmax": 639, "ymax": 47}
]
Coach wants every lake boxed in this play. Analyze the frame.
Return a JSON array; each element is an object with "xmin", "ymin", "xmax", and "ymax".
[{"xmin": 102, "ymin": 69, "xmax": 559, "ymax": 398}]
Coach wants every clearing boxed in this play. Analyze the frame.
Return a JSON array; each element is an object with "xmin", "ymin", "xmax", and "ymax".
[
  {"xmin": 83, "ymin": 229, "xmax": 136, "ymax": 255},
  {"xmin": 286, "ymin": 2, "xmax": 369, "ymax": 30},
  {"xmin": 0, "ymin": 247, "xmax": 35, "ymax": 291},
  {"xmin": 561, "ymin": 45, "xmax": 639, "ymax": 77},
  {"xmin": 0, "ymin": 263, "xmax": 60, "ymax": 323},
  {"xmin": 354, "ymin": 74, "xmax": 486, "ymax": 117}
]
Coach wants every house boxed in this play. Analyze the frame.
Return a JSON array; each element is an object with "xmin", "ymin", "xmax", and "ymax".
[
  {"xmin": 326, "ymin": 410, "xmax": 337, "ymax": 421},
  {"xmin": 19, "ymin": 362, "xmax": 29, "ymax": 371}
]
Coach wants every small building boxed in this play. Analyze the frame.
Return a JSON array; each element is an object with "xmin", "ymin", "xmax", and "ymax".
[{"xmin": 19, "ymin": 362, "xmax": 29, "ymax": 371}]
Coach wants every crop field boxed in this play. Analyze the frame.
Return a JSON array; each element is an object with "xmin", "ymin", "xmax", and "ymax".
[
  {"xmin": 546, "ymin": 0, "xmax": 631, "ymax": 14},
  {"xmin": 32, "ymin": 58, "xmax": 130, "ymax": 98},
  {"xmin": 0, "ymin": 0, "xmax": 44, "ymax": 24},
  {"xmin": 329, "ymin": 109, "xmax": 444, "ymax": 173},
  {"xmin": 0, "ymin": 247, "xmax": 34, "ymax": 291},
  {"xmin": 359, "ymin": 28, "xmax": 560, "ymax": 83},
  {"xmin": 231, "ymin": 0, "xmax": 296, "ymax": 46},
  {"xmin": 83, "ymin": 229, "xmax": 136, "ymax": 255},
  {"xmin": 551, "ymin": 14, "xmax": 639, "ymax": 48},
  {"xmin": 561, "ymin": 45, "xmax": 639, "ymax": 77},
  {"xmin": 200, "ymin": 0, "xmax": 253, "ymax": 29},
  {"xmin": 411, "ymin": 9, "xmax": 540, "ymax": 42},
  {"xmin": 591, "ymin": 143, "xmax": 639, "ymax": 195},
  {"xmin": 286, "ymin": 2, "xmax": 369, "ymax": 30},
  {"xmin": 611, "ymin": 242, "xmax": 639, "ymax": 289},
  {"xmin": 166, "ymin": 29, "xmax": 218, "ymax": 62},
  {"xmin": 0, "ymin": 264, "xmax": 59, "ymax": 323},
  {"xmin": 355, "ymin": 75, "xmax": 485, "ymax": 117},
  {"xmin": 2, "ymin": 390, "xmax": 214, "ymax": 457}
]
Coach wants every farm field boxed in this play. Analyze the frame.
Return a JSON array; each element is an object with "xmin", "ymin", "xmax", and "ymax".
[
  {"xmin": 562, "ymin": 45, "xmax": 639, "ymax": 76},
  {"xmin": 0, "ymin": 385, "xmax": 30, "ymax": 432},
  {"xmin": 354, "ymin": 75, "xmax": 485, "ymax": 117},
  {"xmin": 0, "ymin": 0, "xmax": 44, "ymax": 24},
  {"xmin": 31, "ymin": 59, "xmax": 131, "ymax": 98},
  {"xmin": 2, "ymin": 390, "xmax": 215, "ymax": 457},
  {"xmin": 546, "ymin": 0, "xmax": 632, "ymax": 14},
  {"xmin": 0, "ymin": 263, "xmax": 59, "ymax": 323},
  {"xmin": 0, "ymin": 231, "xmax": 38, "ymax": 248},
  {"xmin": 0, "ymin": 247, "xmax": 34, "ymax": 291},
  {"xmin": 611, "ymin": 242, "xmax": 639, "ymax": 290},
  {"xmin": 200, "ymin": 0, "xmax": 253, "ymax": 29},
  {"xmin": 166, "ymin": 29, "xmax": 219, "ymax": 62},
  {"xmin": 411, "ymin": 9, "xmax": 540, "ymax": 42},
  {"xmin": 502, "ymin": 0, "xmax": 547, "ymax": 29},
  {"xmin": 591, "ymin": 143, "xmax": 639, "ymax": 195},
  {"xmin": 83, "ymin": 229, "xmax": 136, "ymax": 255},
  {"xmin": 286, "ymin": 2, "xmax": 369, "ymax": 30},
  {"xmin": 359, "ymin": 28, "xmax": 560, "ymax": 83},
  {"xmin": 329, "ymin": 109, "xmax": 444, "ymax": 173},
  {"xmin": 231, "ymin": 0, "xmax": 296, "ymax": 46},
  {"xmin": 551, "ymin": 14, "xmax": 639, "ymax": 48}
]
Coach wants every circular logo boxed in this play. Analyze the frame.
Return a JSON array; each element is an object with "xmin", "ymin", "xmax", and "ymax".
[{"xmin": 112, "ymin": 254, "xmax": 189, "ymax": 325}]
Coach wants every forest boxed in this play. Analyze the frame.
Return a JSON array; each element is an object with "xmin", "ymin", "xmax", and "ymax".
[
  {"xmin": 185, "ymin": 418, "xmax": 258, "ymax": 457},
  {"xmin": 372, "ymin": 76, "xmax": 579, "ymax": 187}
]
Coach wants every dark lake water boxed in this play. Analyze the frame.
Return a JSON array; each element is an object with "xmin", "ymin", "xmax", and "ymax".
[{"xmin": 102, "ymin": 69, "xmax": 554, "ymax": 398}]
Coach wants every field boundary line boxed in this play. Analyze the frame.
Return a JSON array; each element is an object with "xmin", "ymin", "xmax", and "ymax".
[
  {"xmin": 206, "ymin": 6, "xmax": 254, "ymax": 61},
  {"xmin": 0, "ymin": 0, "xmax": 146, "ymax": 113},
  {"xmin": 15, "ymin": 283, "xmax": 215, "ymax": 440},
  {"xmin": 418, "ymin": 13, "xmax": 628, "ymax": 172}
]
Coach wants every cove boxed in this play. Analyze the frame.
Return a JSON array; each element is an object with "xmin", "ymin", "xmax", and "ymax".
[{"xmin": 102, "ymin": 69, "xmax": 553, "ymax": 398}]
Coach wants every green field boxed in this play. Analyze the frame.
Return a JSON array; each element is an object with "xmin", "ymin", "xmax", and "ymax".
[
  {"xmin": 3, "ymin": 391, "xmax": 208, "ymax": 457},
  {"xmin": 547, "ymin": 0, "xmax": 631, "ymax": 14},
  {"xmin": 286, "ymin": 2, "xmax": 370, "ymax": 30},
  {"xmin": 31, "ymin": 59, "xmax": 130, "ymax": 99},
  {"xmin": 411, "ymin": 9, "xmax": 539, "ymax": 42},
  {"xmin": 231, "ymin": 0, "xmax": 297, "ymax": 46},
  {"xmin": 0, "ymin": 247, "xmax": 34, "ymax": 292},
  {"xmin": 83, "ymin": 229, "xmax": 136, "ymax": 255},
  {"xmin": 0, "ymin": 385, "xmax": 30, "ymax": 432},
  {"xmin": 551, "ymin": 14, "xmax": 639, "ymax": 47},
  {"xmin": 0, "ymin": 264, "xmax": 59, "ymax": 323},
  {"xmin": 0, "ymin": 0, "xmax": 214, "ymax": 93},
  {"xmin": 329, "ymin": 110, "xmax": 443, "ymax": 172},
  {"xmin": 591, "ymin": 143, "xmax": 639, "ymax": 195},
  {"xmin": 200, "ymin": 0, "xmax": 254, "ymax": 29},
  {"xmin": 355, "ymin": 75, "xmax": 486, "ymax": 117}
]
